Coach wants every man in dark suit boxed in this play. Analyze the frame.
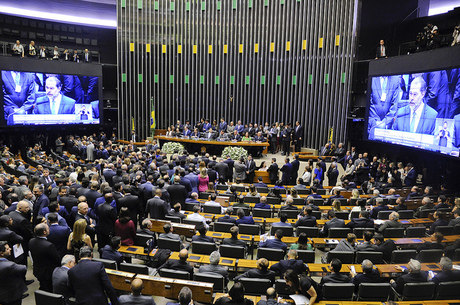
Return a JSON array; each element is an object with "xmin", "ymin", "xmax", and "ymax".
[
  {"xmin": 68, "ymin": 246, "xmax": 120, "ymax": 305},
  {"xmin": 294, "ymin": 208, "xmax": 317, "ymax": 227},
  {"xmin": 198, "ymin": 251, "xmax": 229, "ymax": 285},
  {"xmin": 374, "ymin": 233, "xmax": 396, "ymax": 262},
  {"xmin": 270, "ymin": 249, "xmax": 307, "ymax": 276},
  {"xmin": 267, "ymin": 158, "xmax": 279, "ymax": 185},
  {"xmin": 320, "ymin": 258, "xmax": 351, "ymax": 286},
  {"xmin": 390, "ymin": 259, "xmax": 428, "ymax": 294},
  {"xmin": 52, "ymin": 254, "xmax": 76, "ymax": 301},
  {"xmin": 281, "ymin": 123, "xmax": 292, "ymax": 155},
  {"xmin": 350, "ymin": 259, "xmax": 381, "ymax": 292},
  {"xmin": 117, "ymin": 185, "xmax": 140, "ymax": 227},
  {"xmin": 214, "ymin": 159, "xmax": 229, "ymax": 183},
  {"xmin": 217, "ymin": 208, "xmax": 237, "ymax": 224},
  {"xmin": 146, "ymin": 189, "xmax": 169, "ymax": 220},
  {"xmin": 33, "ymin": 185, "xmax": 49, "ymax": 223},
  {"xmin": 321, "ymin": 210, "xmax": 345, "ymax": 237},
  {"xmin": 326, "ymin": 162, "xmax": 339, "ymax": 187},
  {"xmin": 392, "ymin": 77, "xmax": 438, "ymax": 135},
  {"xmin": 119, "ymin": 278, "xmax": 156, "ymax": 305},
  {"xmin": 257, "ymin": 288, "xmax": 283, "ymax": 305},
  {"xmin": 1, "ymin": 71, "xmax": 35, "ymax": 120},
  {"xmin": 167, "ymin": 176, "xmax": 187, "ymax": 205},
  {"xmin": 222, "ymin": 226, "xmax": 246, "ymax": 249},
  {"xmin": 158, "ymin": 249, "xmax": 194, "ymax": 278},
  {"xmin": 0, "ymin": 241, "xmax": 27, "ymax": 305},
  {"xmin": 404, "ymin": 163, "xmax": 417, "ymax": 186},
  {"xmin": 85, "ymin": 181, "xmax": 102, "ymax": 209},
  {"xmin": 234, "ymin": 258, "xmax": 276, "ymax": 285},
  {"xmin": 290, "ymin": 154, "xmax": 300, "ymax": 185},
  {"xmin": 431, "ymin": 257, "xmax": 460, "ymax": 284},
  {"xmin": 33, "ymin": 77, "xmax": 76, "ymax": 115},
  {"xmin": 9, "ymin": 201, "xmax": 33, "ymax": 265},
  {"xmin": 293, "ymin": 121, "xmax": 303, "ymax": 152},
  {"xmin": 370, "ymin": 197, "xmax": 389, "ymax": 219},
  {"xmin": 259, "ymin": 229, "xmax": 287, "ymax": 252},
  {"xmin": 280, "ymin": 158, "xmax": 293, "ymax": 186},
  {"xmin": 29, "ymin": 223, "xmax": 61, "ymax": 292},
  {"xmin": 95, "ymin": 193, "xmax": 117, "ymax": 251},
  {"xmin": 378, "ymin": 211, "xmax": 402, "ymax": 233},
  {"xmin": 74, "ymin": 202, "xmax": 96, "ymax": 243},
  {"xmin": 192, "ymin": 224, "xmax": 215, "ymax": 244},
  {"xmin": 346, "ymin": 211, "xmax": 374, "ymax": 229},
  {"xmin": 375, "ymin": 39, "xmax": 387, "ymax": 59},
  {"xmin": 245, "ymin": 155, "xmax": 256, "ymax": 183},
  {"xmin": 47, "ymin": 214, "xmax": 71, "ymax": 258},
  {"xmin": 0, "ymin": 215, "xmax": 24, "ymax": 249},
  {"xmin": 223, "ymin": 156, "xmax": 235, "ymax": 181}
]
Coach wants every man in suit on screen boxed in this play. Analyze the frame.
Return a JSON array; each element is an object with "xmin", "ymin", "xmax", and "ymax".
[
  {"xmin": 2, "ymin": 71, "xmax": 36, "ymax": 119},
  {"xmin": 392, "ymin": 77, "xmax": 438, "ymax": 135},
  {"xmin": 33, "ymin": 76, "xmax": 76, "ymax": 115}
]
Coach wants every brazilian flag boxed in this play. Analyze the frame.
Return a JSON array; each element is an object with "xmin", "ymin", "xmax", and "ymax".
[{"xmin": 150, "ymin": 97, "xmax": 155, "ymax": 137}]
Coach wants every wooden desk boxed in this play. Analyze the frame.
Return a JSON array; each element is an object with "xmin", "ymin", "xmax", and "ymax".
[
  {"xmin": 150, "ymin": 219, "xmax": 196, "ymax": 237},
  {"xmin": 119, "ymin": 245, "xmax": 154, "ymax": 259},
  {"xmin": 169, "ymin": 251, "xmax": 237, "ymax": 268},
  {"xmin": 237, "ymin": 259, "xmax": 278, "ymax": 269}
]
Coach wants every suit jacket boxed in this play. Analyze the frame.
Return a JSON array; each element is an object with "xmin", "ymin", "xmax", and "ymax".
[
  {"xmin": 215, "ymin": 162, "xmax": 229, "ymax": 181},
  {"xmin": 448, "ymin": 217, "xmax": 460, "ymax": 227},
  {"xmin": 9, "ymin": 210, "xmax": 33, "ymax": 246},
  {"xmin": 119, "ymin": 294, "xmax": 156, "ymax": 305},
  {"xmin": 95, "ymin": 203, "xmax": 117, "ymax": 235},
  {"xmin": 159, "ymin": 259, "xmax": 193, "ymax": 278},
  {"xmin": 222, "ymin": 237, "xmax": 246, "ymax": 249},
  {"xmin": 352, "ymin": 269, "xmax": 381, "ymax": 290},
  {"xmin": 234, "ymin": 162, "xmax": 247, "ymax": 181},
  {"xmin": 33, "ymin": 95, "xmax": 76, "ymax": 114},
  {"xmin": 368, "ymin": 76, "xmax": 400, "ymax": 132},
  {"xmin": 52, "ymin": 266, "xmax": 72, "ymax": 299},
  {"xmin": 198, "ymin": 264, "xmax": 229, "ymax": 284},
  {"xmin": 378, "ymin": 219, "xmax": 403, "ymax": 232},
  {"xmin": 0, "ymin": 227, "xmax": 23, "ymax": 247},
  {"xmin": 192, "ymin": 234, "xmax": 215, "ymax": 243},
  {"xmin": 393, "ymin": 271, "xmax": 428, "ymax": 294},
  {"xmin": 0, "ymin": 258, "xmax": 27, "ymax": 303},
  {"xmin": 320, "ymin": 272, "xmax": 351, "ymax": 286},
  {"xmin": 28, "ymin": 237, "xmax": 61, "ymax": 283},
  {"xmin": 267, "ymin": 163, "xmax": 279, "ymax": 182},
  {"xmin": 431, "ymin": 270, "xmax": 460, "ymax": 285},
  {"xmin": 270, "ymin": 259, "xmax": 307, "ymax": 276},
  {"xmin": 85, "ymin": 189, "xmax": 102, "ymax": 209},
  {"xmin": 295, "ymin": 215, "xmax": 317, "ymax": 227},
  {"xmin": 217, "ymin": 215, "xmax": 237, "ymax": 224},
  {"xmin": 68, "ymin": 259, "xmax": 120, "ymax": 305},
  {"xmin": 356, "ymin": 241, "xmax": 378, "ymax": 252},
  {"xmin": 235, "ymin": 268, "xmax": 276, "ymax": 284},
  {"xmin": 117, "ymin": 194, "xmax": 140, "ymax": 224},
  {"xmin": 146, "ymin": 197, "xmax": 169, "ymax": 219},
  {"xmin": 346, "ymin": 217, "xmax": 374, "ymax": 229},
  {"xmin": 280, "ymin": 163, "xmax": 293, "ymax": 184},
  {"xmin": 392, "ymin": 103, "xmax": 438, "ymax": 135},
  {"xmin": 167, "ymin": 183, "xmax": 187, "ymax": 204},
  {"xmin": 48, "ymin": 223, "xmax": 71, "ymax": 258},
  {"xmin": 259, "ymin": 238, "xmax": 287, "ymax": 252},
  {"xmin": 321, "ymin": 217, "xmax": 345, "ymax": 237},
  {"xmin": 2, "ymin": 71, "xmax": 36, "ymax": 118}
]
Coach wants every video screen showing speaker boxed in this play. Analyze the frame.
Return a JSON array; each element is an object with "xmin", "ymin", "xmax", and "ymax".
[
  {"xmin": 366, "ymin": 68, "xmax": 460, "ymax": 156},
  {"xmin": 1, "ymin": 70, "xmax": 100, "ymax": 125}
]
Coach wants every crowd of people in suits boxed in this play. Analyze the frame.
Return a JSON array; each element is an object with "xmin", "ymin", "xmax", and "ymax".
[{"xmin": 11, "ymin": 39, "xmax": 95, "ymax": 62}]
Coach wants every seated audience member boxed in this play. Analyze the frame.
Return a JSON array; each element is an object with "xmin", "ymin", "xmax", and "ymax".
[
  {"xmin": 254, "ymin": 196, "xmax": 271, "ymax": 209},
  {"xmin": 323, "ymin": 233, "xmax": 356, "ymax": 263},
  {"xmin": 192, "ymin": 224, "xmax": 215, "ymax": 243},
  {"xmin": 137, "ymin": 219, "xmax": 156, "ymax": 238},
  {"xmin": 430, "ymin": 257, "xmax": 460, "ymax": 284},
  {"xmin": 326, "ymin": 189, "xmax": 344, "ymax": 205},
  {"xmin": 390, "ymin": 259, "xmax": 428, "ymax": 294},
  {"xmin": 159, "ymin": 223, "xmax": 184, "ymax": 249},
  {"xmin": 186, "ymin": 205, "xmax": 208, "ymax": 229},
  {"xmin": 235, "ymin": 208, "xmax": 255, "ymax": 225},
  {"xmin": 346, "ymin": 210, "xmax": 374, "ymax": 229},
  {"xmin": 168, "ymin": 203, "xmax": 186, "ymax": 220},
  {"xmin": 245, "ymin": 185, "xmax": 260, "ymax": 198},
  {"xmin": 307, "ymin": 186, "xmax": 322, "ymax": 199},
  {"xmin": 320, "ymin": 210, "xmax": 345, "ymax": 237},
  {"xmin": 356, "ymin": 231, "xmax": 378, "ymax": 251},
  {"xmin": 449, "ymin": 209, "xmax": 460, "ymax": 227},
  {"xmin": 290, "ymin": 233, "xmax": 312, "ymax": 250},
  {"xmin": 417, "ymin": 232, "xmax": 445, "ymax": 252},
  {"xmin": 427, "ymin": 211, "xmax": 449, "ymax": 235},
  {"xmin": 158, "ymin": 249, "xmax": 193, "ymax": 278},
  {"xmin": 373, "ymin": 233, "xmax": 396, "ymax": 262},
  {"xmin": 222, "ymin": 226, "xmax": 247, "ymax": 249},
  {"xmin": 185, "ymin": 192, "xmax": 200, "ymax": 205},
  {"xmin": 101, "ymin": 236, "xmax": 124, "ymax": 266},
  {"xmin": 254, "ymin": 177, "xmax": 268, "ymax": 188},
  {"xmin": 270, "ymin": 249, "xmax": 307, "ymax": 276},
  {"xmin": 204, "ymin": 193, "xmax": 224, "ymax": 214},
  {"xmin": 257, "ymin": 288, "xmax": 283, "ymax": 305},
  {"xmin": 198, "ymin": 251, "xmax": 229, "ymax": 285},
  {"xmin": 414, "ymin": 197, "xmax": 435, "ymax": 218},
  {"xmin": 217, "ymin": 207, "xmax": 237, "ymax": 224},
  {"xmin": 233, "ymin": 195, "xmax": 250, "ymax": 209},
  {"xmin": 259, "ymin": 229, "xmax": 287, "ymax": 252},
  {"xmin": 320, "ymin": 258, "xmax": 351, "ymax": 286},
  {"xmin": 119, "ymin": 278, "xmax": 156, "ymax": 305},
  {"xmin": 378, "ymin": 211, "xmax": 402, "ymax": 233},
  {"xmin": 284, "ymin": 269, "xmax": 320, "ymax": 304},
  {"xmin": 294, "ymin": 207, "xmax": 317, "ymax": 227},
  {"xmin": 304, "ymin": 197, "xmax": 320, "ymax": 211},
  {"xmin": 280, "ymin": 196, "xmax": 299, "ymax": 211},
  {"xmin": 392, "ymin": 197, "xmax": 407, "ymax": 212},
  {"xmin": 272, "ymin": 213, "xmax": 292, "ymax": 227},
  {"xmin": 434, "ymin": 195, "xmax": 450, "ymax": 210},
  {"xmin": 52, "ymin": 254, "xmax": 76, "ymax": 300},
  {"xmin": 234, "ymin": 258, "xmax": 276, "ymax": 285},
  {"xmin": 370, "ymin": 197, "xmax": 389, "ymax": 219},
  {"xmin": 406, "ymin": 186, "xmax": 420, "ymax": 200},
  {"xmin": 166, "ymin": 286, "xmax": 193, "ymax": 305},
  {"xmin": 214, "ymin": 282, "xmax": 254, "ymax": 305},
  {"xmin": 367, "ymin": 189, "xmax": 383, "ymax": 206},
  {"xmin": 350, "ymin": 259, "xmax": 381, "ymax": 291}
]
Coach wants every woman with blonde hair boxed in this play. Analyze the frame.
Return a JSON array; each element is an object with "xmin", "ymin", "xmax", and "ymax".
[
  {"xmin": 198, "ymin": 168, "xmax": 209, "ymax": 193},
  {"xmin": 452, "ymin": 198, "xmax": 460, "ymax": 214},
  {"xmin": 67, "ymin": 219, "xmax": 92, "ymax": 261},
  {"xmin": 332, "ymin": 199, "xmax": 342, "ymax": 212}
]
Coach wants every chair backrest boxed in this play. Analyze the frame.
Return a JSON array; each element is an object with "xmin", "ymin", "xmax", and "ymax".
[
  {"xmin": 275, "ymin": 279, "xmax": 291, "ymax": 297},
  {"xmin": 35, "ymin": 290, "xmax": 66, "ymax": 305},
  {"xmin": 328, "ymin": 227, "xmax": 351, "ymax": 238},
  {"xmin": 353, "ymin": 227, "xmax": 375, "ymax": 238},
  {"xmin": 322, "ymin": 283, "xmax": 355, "ymax": 300},
  {"xmin": 435, "ymin": 225, "xmax": 454, "ymax": 235},
  {"xmin": 292, "ymin": 198, "xmax": 305, "ymax": 205},
  {"xmin": 238, "ymin": 223, "xmax": 261, "ymax": 235},
  {"xmin": 159, "ymin": 268, "xmax": 190, "ymax": 280},
  {"xmin": 436, "ymin": 281, "xmax": 460, "ymax": 300},
  {"xmin": 191, "ymin": 241, "xmax": 216, "ymax": 255},
  {"xmin": 234, "ymin": 185, "xmax": 247, "ymax": 192},
  {"xmin": 350, "ymin": 210, "xmax": 361, "ymax": 219},
  {"xmin": 296, "ymin": 226, "xmax": 319, "ymax": 237},
  {"xmin": 256, "ymin": 187, "xmax": 269, "ymax": 193},
  {"xmin": 119, "ymin": 262, "xmax": 149, "ymax": 275},
  {"xmin": 405, "ymin": 227, "xmax": 426, "ymax": 237},
  {"xmin": 92, "ymin": 258, "xmax": 117, "ymax": 269},
  {"xmin": 357, "ymin": 283, "xmax": 391, "ymax": 301},
  {"xmin": 257, "ymin": 247, "xmax": 285, "ymax": 261},
  {"xmin": 135, "ymin": 233, "xmax": 154, "ymax": 248},
  {"xmin": 377, "ymin": 210, "xmax": 393, "ymax": 220},
  {"xmin": 219, "ymin": 245, "xmax": 245, "ymax": 259},
  {"xmin": 194, "ymin": 272, "xmax": 225, "ymax": 292},
  {"xmin": 266, "ymin": 197, "xmax": 281, "ymax": 204},
  {"xmin": 398, "ymin": 210, "xmax": 414, "ymax": 219},
  {"xmin": 317, "ymin": 189, "xmax": 327, "ymax": 195},
  {"xmin": 214, "ymin": 221, "xmax": 235, "ymax": 233},
  {"xmin": 355, "ymin": 251, "xmax": 384, "ymax": 264},
  {"xmin": 199, "ymin": 192, "xmax": 212, "ymax": 199},
  {"xmin": 312, "ymin": 198, "xmax": 324, "ymax": 206},
  {"xmin": 271, "ymin": 225, "xmax": 294, "ymax": 237},
  {"xmin": 243, "ymin": 196, "xmax": 260, "ymax": 203},
  {"xmin": 312, "ymin": 210, "xmax": 322, "ymax": 219},
  {"xmin": 418, "ymin": 249, "xmax": 444, "ymax": 263},
  {"xmin": 402, "ymin": 282, "xmax": 436, "ymax": 300},
  {"xmin": 182, "ymin": 219, "xmax": 204, "ymax": 227},
  {"xmin": 454, "ymin": 224, "xmax": 460, "ymax": 235},
  {"xmin": 253, "ymin": 208, "xmax": 272, "ymax": 218},
  {"xmin": 296, "ymin": 189, "xmax": 309, "ymax": 195},
  {"xmin": 455, "ymin": 248, "xmax": 460, "ymax": 261},
  {"xmin": 216, "ymin": 184, "xmax": 229, "ymax": 191},
  {"xmin": 238, "ymin": 278, "xmax": 272, "ymax": 295},
  {"xmin": 202, "ymin": 205, "xmax": 222, "ymax": 214},
  {"xmin": 183, "ymin": 202, "xmax": 196, "ymax": 211},
  {"xmin": 279, "ymin": 209, "xmax": 300, "ymax": 219},
  {"xmin": 419, "ymin": 209, "xmax": 436, "ymax": 218},
  {"xmin": 335, "ymin": 211, "xmax": 350, "ymax": 220},
  {"xmin": 158, "ymin": 237, "xmax": 181, "ymax": 252},
  {"xmin": 391, "ymin": 250, "xmax": 417, "ymax": 264},
  {"xmin": 383, "ymin": 227, "xmax": 405, "ymax": 238},
  {"xmin": 327, "ymin": 251, "xmax": 355, "ymax": 264},
  {"xmin": 165, "ymin": 215, "xmax": 182, "ymax": 223},
  {"xmin": 296, "ymin": 250, "xmax": 315, "ymax": 263},
  {"xmin": 233, "ymin": 207, "xmax": 250, "ymax": 216}
]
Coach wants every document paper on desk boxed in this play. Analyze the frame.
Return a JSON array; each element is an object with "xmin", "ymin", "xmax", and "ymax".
[{"xmin": 289, "ymin": 294, "xmax": 309, "ymax": 305}]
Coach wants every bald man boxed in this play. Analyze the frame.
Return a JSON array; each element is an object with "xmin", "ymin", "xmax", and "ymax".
[
  {"xmin": 74, "ymin": 202, "xmax": 96, "ymax": 242},
  {"xmin": 158, "ymin": 249, "xmax": 194, "ymax": 278},
  {"xmin": 119, "ymin": 278, "xmax": 156, "ymax": 305},
  {"xmin": 9, "ymin": 200, "xmax": 33, "ymax": 265}
]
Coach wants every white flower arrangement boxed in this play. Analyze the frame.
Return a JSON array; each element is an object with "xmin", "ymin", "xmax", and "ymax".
[
  {"xmin": 162, "ymin": 142, "xmax": 185, "ymax": 154},
  {"xmin": 222, "ymin": 146, "xmax": 248, "ymax": 160}
]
